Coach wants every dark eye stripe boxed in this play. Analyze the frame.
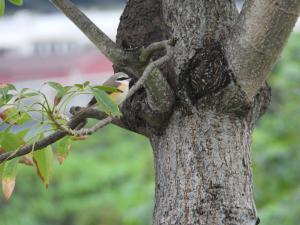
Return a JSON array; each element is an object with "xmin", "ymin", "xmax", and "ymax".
[{"xmin": 117, "ymin": 77, "xmax": 129, "ymax": 81}]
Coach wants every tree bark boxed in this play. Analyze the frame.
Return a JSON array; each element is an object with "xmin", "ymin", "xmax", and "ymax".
[
  {"xmin": 115, "ymin": 0, "xmax": 293, "ymax": 224},
  {"xmin": 151, "ymin": 112, "xmax": 256, "ymax": 225},
  {"xmin": 150, "ymin": 97, "xmax": 268, "ymax": 225}
]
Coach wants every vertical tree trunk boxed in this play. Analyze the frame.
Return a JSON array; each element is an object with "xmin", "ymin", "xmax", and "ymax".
[
  {"xmin": 116, "ymin": 0, "xmax": 271, "ymax": 224},
  {"xmin": 150, "ymin": 108, "xmax": 259, "ymax": 225}
]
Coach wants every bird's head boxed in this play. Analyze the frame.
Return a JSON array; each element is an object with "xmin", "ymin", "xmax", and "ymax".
[{"xmin": 113, "ymin": 72, "xmax": 132, "ymax": 84}]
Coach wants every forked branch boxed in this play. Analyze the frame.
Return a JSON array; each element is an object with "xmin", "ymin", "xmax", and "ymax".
[{"xmin": 227, "ymin": 0, "xmax": 300, "ymax": 100}]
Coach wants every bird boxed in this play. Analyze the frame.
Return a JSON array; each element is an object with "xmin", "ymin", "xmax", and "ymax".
[{"xmin": 87, "ymin": 72, "xmax": 132, "ymax": 107}]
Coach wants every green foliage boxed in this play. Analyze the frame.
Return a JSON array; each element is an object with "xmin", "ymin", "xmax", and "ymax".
[
  {"xmin": 0, "ymin": 107, "xmax": 32, "ymax": 125},
  {"xmin": 0, "ymin": 0, "xmax": 5, "ymax": 16},
  {"xmin": 0, "ymin": 81, "xmax": 125, "ymax": 199},
  {"xmin": 47, "ymin": 82, "xmax": 66, "ymax": 106},
  {"xmin": 8, "ymin": 0, "xmax": 22, "ymax": 6},
  {"xmin": 1, "ymin": 158, "xmax": 18, "ymax": 200},
  {"xmin": 0, "ymin": 130, "xmax": 25, "ymax": 151},
  {"xmin": 253, "ymin": 33, "xmax": 300, "ymax": 224},
  {"xmin": 56, "ymin": 136, "xmax": 72, "ymax": 164},
  {"xmin": 0, "ymin": 0, "xmax": 23, "ymax": 16},
  {"xmin": 0, "ymin": 129, "xmax": 27, "ymax": 199},
  {"xmin": 0, "ymin": 125, "xmax": 153, "ymax": 225},
  {"xmin": 33, "ymin": 145, "xmax": 53, "ymax": 188},
  {"xmin": 0, "ymin": 84, "xmax": 16, "ymax": 107}
]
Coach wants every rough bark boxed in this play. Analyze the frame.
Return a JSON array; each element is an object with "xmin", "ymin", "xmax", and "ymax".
[
  {"xmin": 150, "ymin": 88, "xmax": 270, "ymax": 225},
  {"xmin": 116, "ymin": 0, "xmax": 173, "ymax": 134},
  {"xmin": 115, "ymin": 0, "xmax": 291, "ymax": 224},
  {"xmin": 152, "ymin": 111, "xmax": 257, "ymax": 225}
]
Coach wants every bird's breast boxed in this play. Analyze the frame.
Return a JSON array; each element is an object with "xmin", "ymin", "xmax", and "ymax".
[{"xmin": 109, "ymin": 83, "xmax": 129, "ymax": 105}]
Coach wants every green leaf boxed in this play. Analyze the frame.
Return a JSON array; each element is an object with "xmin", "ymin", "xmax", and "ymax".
[
  {"xmin": 0, "ymin": 0, "xmax": 5, "ymax": 16},
  {"xmin": 33, "ymin": 146, "xmax": 53, "ymax": 188},
  {"xmin": 91, "ymin": 88, "xmax": 121, "ymax": 117},
  {"xmin": 56, "ymin": 136, "xmax": 72, "ymax": 164},
  {"xmin": 0, "ymin": 94, "xmax": 13, "ymax": 107},
  {"xmin": 0, "ymin": 83, "xmax": 9, "ymax": 98},
  {"xmin": 8, "ymin": 0, "xmax": 23, "ymax": 6},
  {"xmin": 7, "ymin": 84, "xmax": 16, "ymax": 91},
  {"xmin": 0, "ymin": 83, "xmax": 15, "ymax": 95},
  {"xmin": 47, "ymin": 82, "xmax": 66, "ymax": 106},
  {"xmin": 54, "ymin": 93, "xmax": 63, "ymax": 106},
  {"xmin": 47, "ymin": 82, "xmax": 64, "ymax": 93},
  {"xmin": 22, "ymin": 92, "xmax": 39, "ymax": 98},
  {"xmin": 1, "ymin": 158, "xmax": 19, "ymax": 200},
  {"xmin": 93, "ymin": 85, "xmax": 123, "ymax": 94},
  {"xmin": 0, "ymin": 107, "xmax": 32, "ymax": 125},
  {"xmin": 20, "ymin": 88, "xmax": 29, "ymax": 94},
  {"xmin": 83, "ymin": 81, "xmax": 90, "ymax": 88},
  {"xmin": 74, "ymin": 84, "xmax": 84, "ymax": 89},
  {"xmin": 20, "ymin": 88, "xmax": 39, "ymax": 98},
  {"xmin": 17, "ymin": 128, "xmax": 30, "ymax": 140},
  {"xmin": 0, "ymin": 130, "xmax": 27, "ymax": 199},
  {"xmin": 0, "ymin": 98, "xmax": 4, "ymax": 107},
  {"xmin": 63, "ymin": 86, "xmax": 72, "ymax": 93},
  {"xmin": 0, "ymin": 130, "xmax": 24, "ymax": 151}
]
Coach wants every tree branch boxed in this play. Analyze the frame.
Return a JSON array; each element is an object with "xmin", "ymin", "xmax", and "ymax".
[
  {"xmin": 138, "ymin": 40, "xmax": 175, "ymax": 114},
  {"xmin": 127, "ymin": 45, "xmax": 174, "ymax": 102},
  {"xmin": 50, "ymin": 0, "xmax": 131, "ymax": 66},
  {"xmin": 0, "ymin": 108, "xmax": 110, "ymax": 164},
  {"xmin": 54, "ymin": 116, "xmax": 113, "ymax": 137},
  {"xmin": 226, "ymin": 0, "xmax": 300, "ymax": 100},
  {"xmin": 139, "ymin": 39, "xmax": 175, "ymax": 63}
]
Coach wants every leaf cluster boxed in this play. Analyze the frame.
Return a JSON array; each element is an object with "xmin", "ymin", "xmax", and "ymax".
[{"xmin": 0, "ymin": 81, "xmax": 122, "ymax": 199}]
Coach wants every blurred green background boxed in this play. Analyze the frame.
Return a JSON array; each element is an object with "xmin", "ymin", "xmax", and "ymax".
[{"xmin": 0, "ymin": 33, "xmax": 299, "ymax": 225}]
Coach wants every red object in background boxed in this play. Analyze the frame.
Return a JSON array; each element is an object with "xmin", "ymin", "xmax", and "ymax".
[{"xmin": 0, "ymin": 51, "xmax": 113, "ymax": 83}]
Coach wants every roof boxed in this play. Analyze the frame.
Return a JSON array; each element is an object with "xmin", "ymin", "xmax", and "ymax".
[{"xmin": 0, "ymin": 51, "xmax": 113, "ymax": 83}]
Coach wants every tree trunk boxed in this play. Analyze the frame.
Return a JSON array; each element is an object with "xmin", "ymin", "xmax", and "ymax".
[
  {"xmin": 150, "ymin": 108, "xmax": 260, "ymax": 225},
  {"xmin": 116, "ymin": 0, "xmax": 272, "ymax": 224}
]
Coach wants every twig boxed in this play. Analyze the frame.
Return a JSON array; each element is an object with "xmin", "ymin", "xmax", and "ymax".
[
  {"xmin": 126, "ymin": 45, "xmax": 174, "ymax": 101},
  {"xmin": 0, "ymin": 108, "xmax": 107, "ymax": 163},
  {"xmin": 60, "ymin": 117, "xmax": 113, "ymax": 136},
  {"xmin": 139, "ymin": 39, "xmax": 176, "ymax": 63}
]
